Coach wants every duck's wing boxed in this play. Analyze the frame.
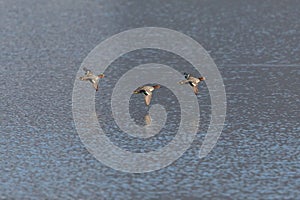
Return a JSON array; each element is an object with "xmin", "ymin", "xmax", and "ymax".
[
  {"xmin": 83, "ymin": 67, "xmax": 93, "ymax": 75},
  {"xmin": 91, "ymin": 78, "xmax": 99, "ymax": 91},
  {"xmin": 79, "ymin": 73, "xmax": 94, "ymax": 81},
  {"xmin": 79, "ymin": 75, "xmax": 90, "ymax": 81},
  {"xmin": 144, "ymin": 92, "xmax": 152, "ymax": 106},
  {"xmin": 144, "ymin": 90, "xmax": 152, "ymax": 106},
  {"xmin": 93, "ymin": 81, "xmax": 99, "ymax": 91},
  {"xmin": 134, "ymin": 86, "xmax": 144, "ymax": 94},
  {"xmin": 192, "ymin": 85, "xmax": 199, "ymax": 95},
  {"xmin": 178, "ymin": 80, "xmax": 190, "ymax": 84}
]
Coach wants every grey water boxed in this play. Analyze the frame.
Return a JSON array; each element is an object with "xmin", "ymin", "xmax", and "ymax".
[{"xmin": 1, "ymin": 0, "xmax": 299, "ymax": 199}]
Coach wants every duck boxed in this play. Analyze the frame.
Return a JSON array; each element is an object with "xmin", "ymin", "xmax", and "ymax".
[
  {"xmin": 133, "ymin": 85, "xmax": 160, "ymax": 106},
  {"xmin": 178, "ymin": 72, "xmax": 205, "ymax": 95},
  {"xmin": 79, "ymin": 67, "xmax": 105, "ymax": 91}
]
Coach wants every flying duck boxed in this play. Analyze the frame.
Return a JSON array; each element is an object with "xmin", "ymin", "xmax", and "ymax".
[
  {"xmin": 79, "ymin": 67, "xmax": 105, "ymax": 91},
  {"xmin": 133, "ymin": 85, "xmax": 160, "ymax": 106},
  {"xmin": 178, "ymin": 72, "xmax": 205, "ymax": 95}
]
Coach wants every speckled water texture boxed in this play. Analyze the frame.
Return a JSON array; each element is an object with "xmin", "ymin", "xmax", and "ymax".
[{"xmin": 1, "ymin": 0, "xmax": 299, "ymax": 199}]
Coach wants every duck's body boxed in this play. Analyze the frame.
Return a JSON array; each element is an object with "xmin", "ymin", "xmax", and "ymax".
[
  {"xmin": 133, "ymin": 85, "xmax": 160, "ymax": 106},
  {"xmin": 179, "ymin": 73, "xmax": 205, "ymax": 95},
  {"xmin": 79, "ymin": 67, "xmax": 104, "ymax": 91}
]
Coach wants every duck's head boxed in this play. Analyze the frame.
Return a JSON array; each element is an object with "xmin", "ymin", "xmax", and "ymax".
[
  {"xmin": 199, "ymin": 76, "xmax": 206, "ymax": 81},
  {"xmin": 98, "ymin": 74, "xmax": 105, "ymax": 78},
  {"xmin": 153, "ymin": 84, "xmax": 160, "ymax": 89},
  {"xmin": 183, "ymin": 72, "xmax": 190, "ymax": 79}
]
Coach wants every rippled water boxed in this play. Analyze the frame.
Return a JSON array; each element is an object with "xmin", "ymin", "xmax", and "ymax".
[{"xmin": 1, "ymin": 0, "xmax": 299, "ymax": 199}]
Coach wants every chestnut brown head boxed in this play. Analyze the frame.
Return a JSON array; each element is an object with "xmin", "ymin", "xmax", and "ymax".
[
  {"xmin": 98, "ymin": 74, "xmax": 105, "ymax": 78},
  {"xmin": 153, "ymin": 84, "xmax": 160, "ymax": 89},
  {"xmin": 199, "ymin": 76, "xmax": 205, "ymax": 81}
]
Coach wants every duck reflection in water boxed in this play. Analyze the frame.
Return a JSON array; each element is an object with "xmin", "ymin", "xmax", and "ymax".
[{"xmin": 144, "ymin": 113, "xmax": 151, "ymax": 126}]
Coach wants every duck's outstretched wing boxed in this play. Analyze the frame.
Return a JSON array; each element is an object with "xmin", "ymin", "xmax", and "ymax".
[
  {"xmin": 144, "ymin": 93, "xmax": 152, "ymax": 106},
  {"xmin": 83, "ymin": 67, "xmax": 93, "ymax": 75},
  {"xmin": 192, "ymin": 86, "xmax": 199, "ymax": 95},
  {"xmin": 178, "ymin": 80, "xmax": 190, "ymax": 84},
  {"xmin": 134, "ymin": 87, "xmax": 143, "ymax": 94},
  {"xmin": 79, "ymin": 76, "xmax": 90, "ymax": 81},
  {"xmin": 92, "ymin": 80, "xmax": 99, "ymax": 91}
]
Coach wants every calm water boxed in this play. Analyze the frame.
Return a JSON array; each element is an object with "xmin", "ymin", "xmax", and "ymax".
[{"xmin": 1, "ymin": 0, "xmax": 299, "ymax": 199}]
